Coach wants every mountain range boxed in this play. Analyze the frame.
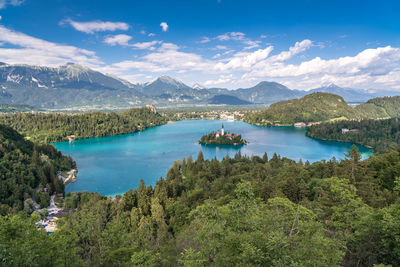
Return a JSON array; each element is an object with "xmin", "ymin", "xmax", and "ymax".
[{"xmin": 0, "ymin": 62, "xmax": 398, "ymax": 109}]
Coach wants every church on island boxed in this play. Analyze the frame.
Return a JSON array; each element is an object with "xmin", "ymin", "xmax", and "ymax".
[
  {"xmin": 199, "ymin": 124, "xmax": 247, "ymax": 145},
  {"xmin": 216, "ymin": 124, "xmax": 235, "ymax": 139}
]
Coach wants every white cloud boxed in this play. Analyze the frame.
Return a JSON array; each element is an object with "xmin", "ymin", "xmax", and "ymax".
[
  {"xmin": 0, "ymin": 25, "xmax": 102, "ymax": 66},
  {"xmin": 148, "ymin": 33, "xmax": 156, "ymax": 37},
  {"xmin": 160, "ymin": 22, "xmax": 168, "ymax": 32},
  {"xmin": 211, "ymin": 45, "xmax": 228, "ymax": 50},
  {"xmin": 104, "ymin": 34, "xmax": 132, "ymax": 46},
  {"xmin": 1, "ymin": 24, "xmax": 398, "ymax": 91},
  {"xmin": 0, "ymin": 15, "xmax": 2, "ymax": 20},
  {"xmin": 100, "ymin": 60, "xmax": 171, "ymax": 74},
  {"xmin": 131, "ymin": 40, "xmax": 162, "ymax": 50},
  {"xmin": 270, "ymin": 39, "xmax": 313, "ymax": 62},
  {"xmin": 214, "ymin": 46, "xmax": 274, "ymax": 72},
  {"xmin": 213, "ymin": 31, "xmax": 261, "ymax": 50},
  {"xmin": 216, "ymin": 33, "xmax": 231, "ymax": 41},
  {"xmin": 241, "ymin": 44, "xmax": 400, "ymax": 90},
  {"xmin": 100, "ymin": 42, "xmax": 214, "ymax": 78},
  {"xmin": 0, "ymin": 0, "xmax": 23, "ymax": 9},
  {"xmin": 158, "ymin": 42, "xmax": 179, "ymax": 51},
  {"xmin": 63, "ymin": 19, "xmax": 129, "ymax": 34},
  {"xmin": 104, "ymin": 37, "xmax": 400, "ymax": 91},
  {"xmin": 205, "ymin": 74, "xmax": 233, "ymax": 86},
  {"xmin": 140, "ymin": 30, "xmax": 146, "ymax": 35},
  {"xmin": 217, "ymin": 32, "xmax": 245, "ymax": 41},
  {"xmin": 199, "ymin": 37, "xmax": 211, "ymax": 43},
  {"xmin": 248, "ymin": 45, "xmax": 399, "ymax": 79},
  {"xmin": 243, "ymin": 40, "xmax": 261, "ymax": 50}
]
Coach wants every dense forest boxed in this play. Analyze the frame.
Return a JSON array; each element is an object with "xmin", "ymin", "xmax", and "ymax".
[
  {"xmin": 306, "ymin": 118, "xmax": 400, "ymax": 153},
  {"xmin": 1, "ymin": 145, "xmax": 400, "ymax": 266},
  {"xmin": 356, "ymin": 96, "xmax": 400, "ymax": 119},
  {"xmin": 245, "ymin": 93, "xmax": 400, "ymax": 126},
  {"xmin": 0, "ymin": 124, "xmax": 75, "ymax": 215},
  {"xmin": 0, "ymin": 107, "xmax": 167, "ymax": 143}
]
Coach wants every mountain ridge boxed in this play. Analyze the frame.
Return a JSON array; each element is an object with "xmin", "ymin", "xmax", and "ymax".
[{"xmin": 0, "ymin": 62, "xmax": 398, "ymax": 109}]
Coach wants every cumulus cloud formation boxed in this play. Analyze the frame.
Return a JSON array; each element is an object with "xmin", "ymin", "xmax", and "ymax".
[
  {"xmin": 244, "ymin": 45, "xmax": 399, "ymax": 79},
  {"xmin": 104, "ymin": 34, "xmax": 132, "ymax": 46},
  {"xmin": 0, "ymin": 21, "xmax": 399, "ymax": 90},
  {"xmin": 99, "ymin": 36, "xmax": 400, "ymax": 89},
  {"xmin": 241, "ymin": 44, "xmax": 400, "ymax": 89},
  {"xmin": 205, "ymin": 74, "xmax": 233, "ymax": 86},
  {"xmin": 160, "ymin": 22, "xmax": 168, "ymax": 32},
  {"xmin": 0, "ymin": 25, "xmax": 102, "ymax": 66},
  {"xmin": 214, "ymin": 46, "xmax": 274, "ymax": 72},
  {"xmin": 63, "ymin": 19, "xmax": 129, "ymax": 34}
]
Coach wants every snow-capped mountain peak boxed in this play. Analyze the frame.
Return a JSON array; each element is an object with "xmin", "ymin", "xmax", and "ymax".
[
  {"xmin": 146, "ymin": 76, "xmax": 187, "ymax": 87},
  {"xmin": 192, "ymin": 83, "xmax": 206, "ymax": 90}
]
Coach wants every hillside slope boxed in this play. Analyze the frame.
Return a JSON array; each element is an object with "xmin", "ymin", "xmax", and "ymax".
[
  {"xmin": 245, "ymin": 92, "xmax": 358, "ymax": 125},
  {"xmin": 355, "ymin": 96, "xmax": 400, "ymax": 119},
  {"xmin": 0, "ymin": 124, "xmax": 75, "ymax": 214}
]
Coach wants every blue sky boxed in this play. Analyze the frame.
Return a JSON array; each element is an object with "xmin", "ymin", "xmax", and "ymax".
[{"xmin": 0, "ymin": 0, "xmax": 399, "ymax": 90}]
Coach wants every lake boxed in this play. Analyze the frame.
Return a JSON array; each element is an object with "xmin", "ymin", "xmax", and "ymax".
[{"xmin": 54, "ymin": 120, "xmax": 371, "ymax": 196}]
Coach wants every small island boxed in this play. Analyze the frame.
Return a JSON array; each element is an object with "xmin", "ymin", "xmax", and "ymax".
[{"xmin": 199, "ymin": 124, "xmax": 248, "ymax": 145}]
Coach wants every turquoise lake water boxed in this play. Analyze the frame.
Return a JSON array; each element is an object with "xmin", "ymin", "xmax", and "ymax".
[{"xmin": 54, "ymin": 120, "xmax": 371, "ymax": 196}]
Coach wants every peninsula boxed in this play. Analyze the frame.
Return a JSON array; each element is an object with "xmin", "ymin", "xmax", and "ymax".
[{"xmin": 199, "ymin": 124, "xmax": 247, "ymax": 145}]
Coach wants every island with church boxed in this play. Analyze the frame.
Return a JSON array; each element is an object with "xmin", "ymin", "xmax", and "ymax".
[{"xmin": 199, "ymin": 124, "xmax": 248, "ymax": 145}]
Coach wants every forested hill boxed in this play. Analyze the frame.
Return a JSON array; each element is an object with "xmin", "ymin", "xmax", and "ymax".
[
  {"xmin": 306, "ymin": 118, "xmax": 400, "ymax": 153},
  {"xmin": 245, "ymin": 92, "xmax": 358, "ymax": 125},
  {"xmin": 354, "ymin": 96, "xmax": 400, "ymax": 119},
  {"xmin": 2, "ymin": 149, "xmax": 400, "ymax": 266},
  {"xmin": 245, "ymin": 93, "xmax": 400, "ymax": 125},
  {"xmin": 0, "ymin": 107, "xmax": 167, "ymax": 143},
  {"xmin": 0, "ymin": 124, "xmax": 75, "ymax": 214}
]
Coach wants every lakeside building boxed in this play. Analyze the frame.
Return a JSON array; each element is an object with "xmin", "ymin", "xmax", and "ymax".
[
  {"xmin": 294, "ymin": 122, "xmax": 307, "ymax": 128},
  {"xmin": 67, "ymin": 135, "xmax": 75, "ymax": 143}
]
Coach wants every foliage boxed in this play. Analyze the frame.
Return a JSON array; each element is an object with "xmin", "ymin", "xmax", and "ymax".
[
  {"xmin": 1, "ymin": 126, "xmax": 400, "ymax": 265},
  {"xmin": 306, "ymin": 118, "xmax": 400, "ymax": 153},
  {"xmin": 0, "ymin": 107, "xmax": 167, "ymax": 143},
  {"xmin": 244, "ymin": 92, "xmax": 359, "ymax": 125},
  {"xmin": 0, "ymin": 124, "xmax": 75, "ymax": 214},
  {"xmin": 356, "ymin": 96, "xmax": 400, "ymax": 119},
  {"xmin": 199, "ymin": 131, "xmax": 247, "ymax": 145},
  {"xmin": 245, "ymin": 93, "xmax": 400, "ymax": 126}
]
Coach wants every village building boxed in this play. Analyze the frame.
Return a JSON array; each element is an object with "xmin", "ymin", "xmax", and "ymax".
[
  {"xmin": 67, "ymin": 135, "xmax": 75, "ymax": 143},
  {"xmin": 294, "ymin": 122, "xmax": 306, "ymax": 128}
]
